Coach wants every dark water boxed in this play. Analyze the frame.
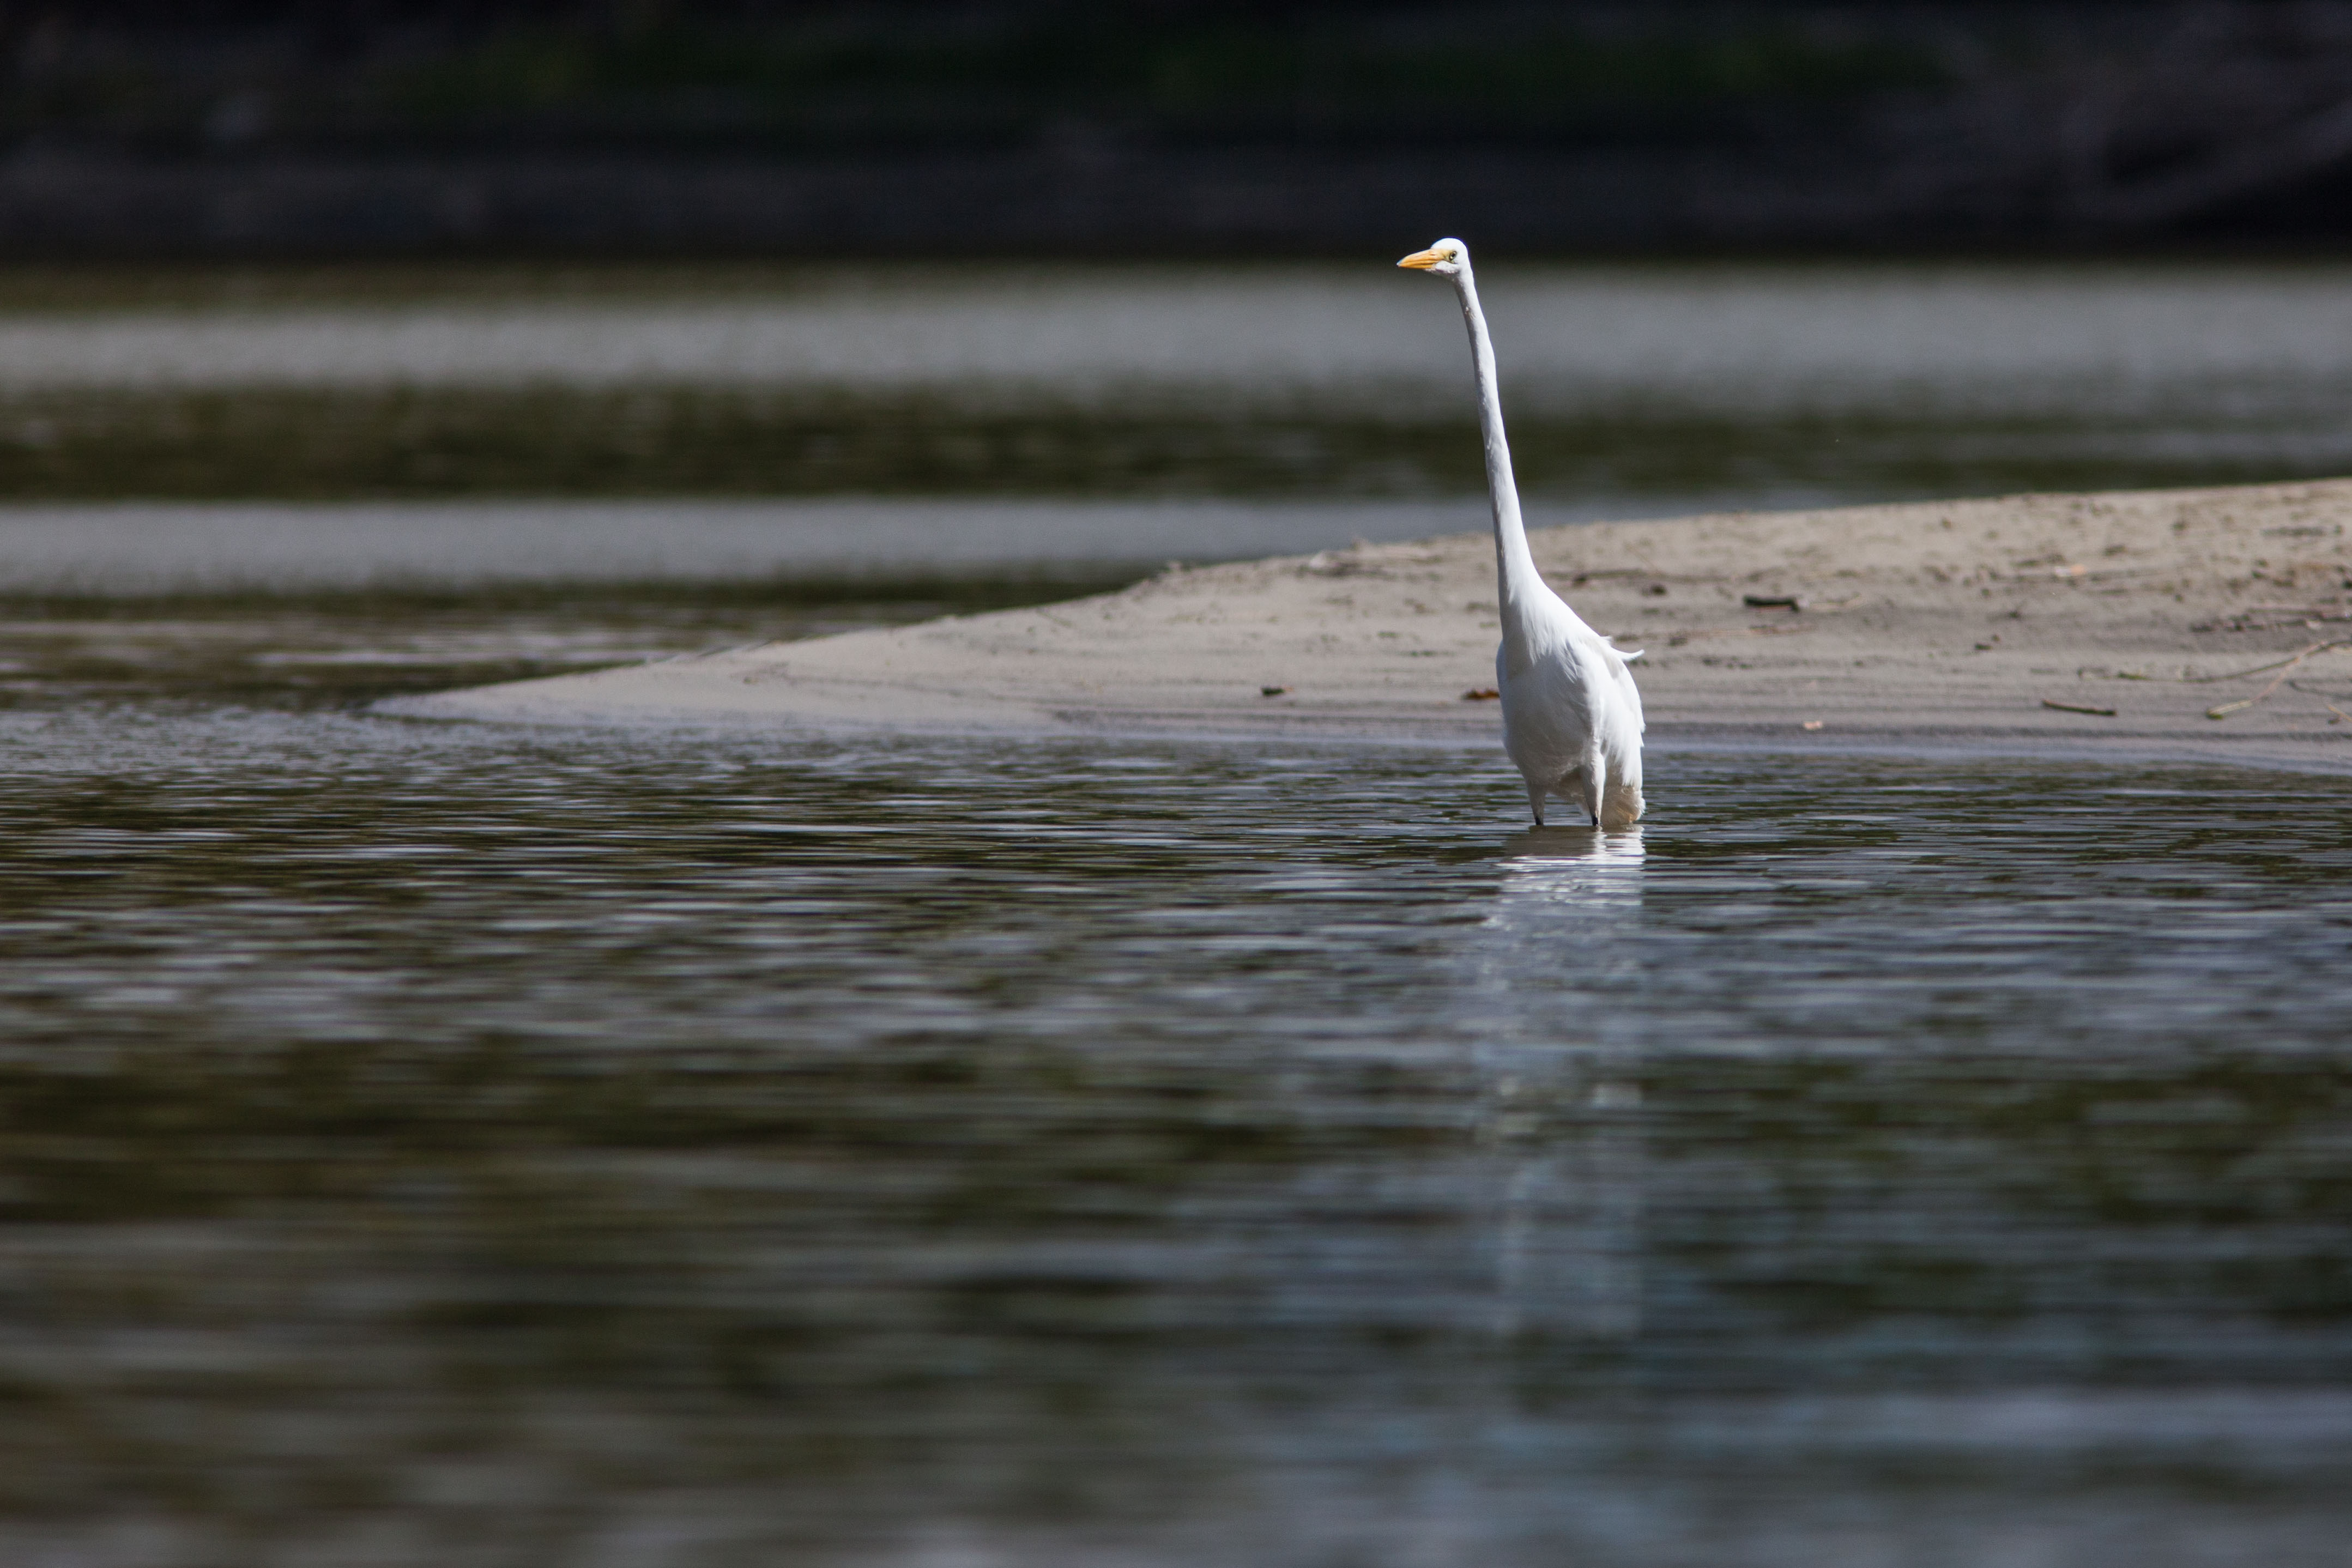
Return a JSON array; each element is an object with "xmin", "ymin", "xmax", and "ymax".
[{"xmin": 2, "ymin": 586, "xmax": 2350, "ymax": 1566}]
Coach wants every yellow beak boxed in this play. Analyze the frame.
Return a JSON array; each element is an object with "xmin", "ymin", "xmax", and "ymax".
[{"xmin": 1396, "ymin": 248, "xmax": 1447, "ymax": 269}]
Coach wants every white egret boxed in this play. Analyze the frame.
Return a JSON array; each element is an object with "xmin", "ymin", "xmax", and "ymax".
[{"xmin": 1399, "ymin": 238, "xmax": 1645, "ymax": 829}]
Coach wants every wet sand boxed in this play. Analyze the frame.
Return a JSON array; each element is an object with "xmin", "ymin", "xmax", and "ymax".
[{"xmin": 398, "ymin": 479, "xmax": 2352, "ymax": 774}]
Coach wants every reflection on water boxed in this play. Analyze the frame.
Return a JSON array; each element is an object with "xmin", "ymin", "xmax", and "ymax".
[
  {"xmin": 1495, "ymin": 824, "xmax": 1649, "ymax": 908},
  {"xmin": 1, "ymin": 582, "xmax": 2349, "ymax": 1564},
  {"xmin": 1481, "ymin": 830, "xmax": 1648, "ymax": 1345}
]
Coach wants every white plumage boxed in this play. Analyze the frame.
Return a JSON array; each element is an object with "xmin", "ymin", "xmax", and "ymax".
[{"xmin": 1399, "ymin": 238, "xmax": 1645, "ymax": 829}]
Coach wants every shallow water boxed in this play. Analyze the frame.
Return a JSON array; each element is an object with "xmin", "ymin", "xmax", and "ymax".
[
  {"xmin": 9, "ymin": 261, "xmax": 2352, "ymax": 504},
  {"xmin": 8, "ymin": 261, "xmax": 2352, "ymax": 410},
  {"xmin": 0, "ymin": 498, "xmax": 1595, "ymax": 599},
  {"xmin": 2, "ymin": 580, "xmax": 2349, "ymax": 1566}
]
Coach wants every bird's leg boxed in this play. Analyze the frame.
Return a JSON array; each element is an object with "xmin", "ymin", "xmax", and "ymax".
[{"xmin": 1526, "ymin": 779, "xmax": 1546, "ymax": 827}]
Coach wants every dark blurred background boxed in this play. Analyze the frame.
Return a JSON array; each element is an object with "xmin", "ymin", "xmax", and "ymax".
[{"xmin": 7, "ymin": 0, "xmax": 2352, "ymax": 257}]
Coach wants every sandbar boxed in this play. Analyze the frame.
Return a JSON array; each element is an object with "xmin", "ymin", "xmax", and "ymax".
[{"xmin": 394, "ymin": 479, "xmax": 2352, "ymax": 775}]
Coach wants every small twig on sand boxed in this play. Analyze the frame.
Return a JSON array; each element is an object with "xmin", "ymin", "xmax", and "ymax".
[
  {"xmin": 2042, "ymin": 698, "xmax": 2118, "ymax": 716},
  {"xmin": 2204, "ymin": 639, "xmax": 2351, "ymax": 718},
  {"xmin": 2170, "ymin": 638, "xmax": 2349, "ymax": 685}
]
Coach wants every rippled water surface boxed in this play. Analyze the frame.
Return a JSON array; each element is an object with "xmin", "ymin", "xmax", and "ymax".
[{"xmin": 2, "ymin": 585, "xmax": 2350, "ymax": 1566}]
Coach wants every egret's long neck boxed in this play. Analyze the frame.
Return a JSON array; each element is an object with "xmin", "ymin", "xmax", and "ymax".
[{"xmin": 1455, "ymin": 269, "xmax": 1544, "ymax": 622}]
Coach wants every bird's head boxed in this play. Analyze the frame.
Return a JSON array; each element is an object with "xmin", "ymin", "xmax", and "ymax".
[{"xmin": 1396, "ymin": 238, "xmax": 1469, "ymax": 278}]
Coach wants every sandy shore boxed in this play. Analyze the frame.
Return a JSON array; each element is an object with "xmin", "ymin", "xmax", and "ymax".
[{"xmin": 396, "ymin": 479, "xmax": 2352, "ymax": 774}]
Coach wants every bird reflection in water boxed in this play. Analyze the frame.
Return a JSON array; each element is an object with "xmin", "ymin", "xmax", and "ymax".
[{"xmin": 1473, "ymin": 826, "xmax": 1647, "ymax": 1343}]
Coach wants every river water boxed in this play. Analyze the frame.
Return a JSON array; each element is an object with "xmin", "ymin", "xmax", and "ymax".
[
  {"xmin": 8, "ymin": 259, "xmax": 2352, "ymax": 505},
  {"xmin": 3, "ymin": 263, "xmax": 2352, "ymax": 1565},
  {"xmin": 4, "ymin": 568, "xmax": 2351, "ymax": 1567}
]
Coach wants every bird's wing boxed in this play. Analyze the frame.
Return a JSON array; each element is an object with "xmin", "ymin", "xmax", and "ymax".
[
  {"xmin": 1584, "ymin": 632, "xmax": 1647, "ymax": 732},
  {"xmin": 1572, "ymin": 625, "xmax": 1642, "ymax": 675},
  {"xmin": 1613, "ymin": 652, "xmax": 1645, "ymax": 732},
  {"xmin": 1538, "ymin": 597, "xmax": 1646, "ymax": 728}
]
